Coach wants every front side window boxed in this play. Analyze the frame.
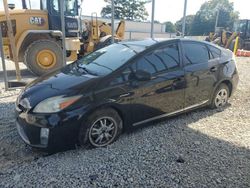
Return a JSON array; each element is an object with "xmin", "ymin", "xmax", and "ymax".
[
  {"xmin": 135, "ymin": 58, "xmax": 156, "ymax": 74},
  {"xmin": 132, "ymin": 43, "xmax": 180, "ymax": 74},
  {"xmin": 110, "ymin": 67, "xmax": 132, "ymax": 85},
  {"xmin": 183, "ymin": 42, "xmax": 209, "ymax": 64},
  {"xmin": 153, "ymin": 44, "xmax": 180, "ymax": 70}
]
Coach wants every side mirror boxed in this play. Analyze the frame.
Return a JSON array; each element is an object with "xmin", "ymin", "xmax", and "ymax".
[
  {"xmin": 8, "ymin": 4, "xmax": 15, "ymax": 10},
  {"xmin": 134, "ymin": 70, "xmax": 151, "ymax": 81}
]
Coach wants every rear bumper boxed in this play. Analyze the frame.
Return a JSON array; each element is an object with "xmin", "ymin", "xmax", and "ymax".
[{"xmin": 230, "ymin": 71, "xmax": 239, "ymax": 96}]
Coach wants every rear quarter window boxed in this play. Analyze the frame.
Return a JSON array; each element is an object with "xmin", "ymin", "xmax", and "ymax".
[{"xmin": 208, "ymin": 45, "xmax": 221, "ymax": 59}]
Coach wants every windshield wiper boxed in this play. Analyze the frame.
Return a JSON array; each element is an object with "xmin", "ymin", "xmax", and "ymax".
[
  {"xmin": 91, "ymin": 62, "xmax": 114, "ymax": 72},
  {"xmin": 76, "ymin": 64, "xmax": 98, "ymax": 76}
]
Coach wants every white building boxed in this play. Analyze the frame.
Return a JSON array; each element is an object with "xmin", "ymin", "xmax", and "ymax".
[{"xmin": 82, "ymin": 15, "xmax": 175, "ymax": 39}]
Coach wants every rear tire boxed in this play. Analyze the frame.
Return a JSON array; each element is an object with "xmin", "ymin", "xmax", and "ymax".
[
  {"xmin": 24, "ymin": 39, "xmax": 63, "ymax": 76},
  {"xmin": 210, "ymin": 84, "xmax": 229, "ymax": 109},
  {"xmin": 79, "ymin": 108, "xmax": 123, "ymax": 148}
]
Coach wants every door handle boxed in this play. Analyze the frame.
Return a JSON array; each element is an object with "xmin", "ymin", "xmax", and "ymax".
[
  {"xmin": 172, "ymin": 77, "xmax": 184, "ymax": 88},
  {"xmin": 173, "ymin": 77, "xmax": 184, "ymax": 83},
  {"xmin": 172, "ymin": 80, "xmax": 179, "ymax": 87},
  {"xmin": 119, "ymin": 92, "xmax": 133, "ymax": 98},
  {"xmin": 210, "ymin": 66, "xmax": 218, "ymax": 72}
]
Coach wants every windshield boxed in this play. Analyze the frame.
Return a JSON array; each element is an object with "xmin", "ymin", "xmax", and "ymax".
[
  {"xmin": 75, "ymin": 44, "xmax": 136, "ymax": 76},
  {"xmin": 234, "ymin": 20, "xmax": 247, "ymax": 33},
  {"xmin": 51, "ymin": 0, "xmax": 78, "ymax": 16},
  {"xmin": 65, "ymin": 0, "xmax": 78, "ymax": 16}
]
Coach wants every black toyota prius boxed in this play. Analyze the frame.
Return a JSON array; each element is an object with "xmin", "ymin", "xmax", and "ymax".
[{"xmin": 15, "ymin": 38, "xmax": 239, "ymax": 150}]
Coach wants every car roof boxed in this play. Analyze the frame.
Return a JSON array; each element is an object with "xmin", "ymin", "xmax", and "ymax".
[
  {"xmin": 119, "ymin": 38, "xmax": 179, "ymax": 53},
  {"xmin": 120, "ymin": 38, "xmax": 218, "ymax": 47},
  {"xmin": 119, "ymin": 38, "xmax": 224, "ymax": 53},
  {"xmin": 120, "ymin": 38, "xmax": 179, "ymax": 47}
]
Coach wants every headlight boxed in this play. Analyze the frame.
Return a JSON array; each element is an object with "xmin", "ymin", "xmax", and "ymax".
[
  {"xmin": 16, "ymin": 89, "xmax": 24, "ymax": 104},
  {"xmin": 33, "ymin": 95, "xmax": 82, "ymax": 113}
]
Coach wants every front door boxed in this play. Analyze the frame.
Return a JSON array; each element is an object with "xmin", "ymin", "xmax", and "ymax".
[
  {"xmin": 126, "ymin": 42, "xmax": 186, "ymax": 125},
  {"xmin": 47, "ymin": 0, "xmax": 79, "ymax": 37}
]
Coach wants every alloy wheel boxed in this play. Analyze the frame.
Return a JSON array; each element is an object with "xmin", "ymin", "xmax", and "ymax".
[
  {"xmin": 88, "ymin": 117, "xmax": 118, "ymax": 147},
  {"xmin": 215, "ymin": 88, "xmax": 228, "ymax": 108}
]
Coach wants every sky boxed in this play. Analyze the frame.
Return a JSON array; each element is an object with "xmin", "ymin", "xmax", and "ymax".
[
  {"xmin": 80, "ymin": 0, "xmax": 250, "ymax": 23},
  {"xmin": 0, "ymin": 0, "xmax": 249, "ymax": 23}
]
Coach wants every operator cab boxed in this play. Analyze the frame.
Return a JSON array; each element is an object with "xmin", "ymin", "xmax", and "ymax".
[
  {"xmin": 234, "ymin": 19, "xmax": 250, "ymax": 40},
  {"xmin": 40, "ymin": 0, "xmax": 80, "ymax": 37},
  {"xmin": 9, "ymin": 0, "xmax": 80, "ymax": 37}
]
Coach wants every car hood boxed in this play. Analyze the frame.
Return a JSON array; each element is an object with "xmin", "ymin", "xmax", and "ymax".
[{"xmin": 19, "ymin": 65, "xmax": 102, "ymax": 107}]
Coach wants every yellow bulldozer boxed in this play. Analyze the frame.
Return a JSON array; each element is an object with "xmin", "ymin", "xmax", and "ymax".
[
  {"xmin": 81, "ymin": 13, "xmax": 125, "ymax": 53},
  {"xmin": 0, "ymin": 0, "xmax": 125, "ymax": 76},
  {"xmin": 206, "ymin": 19, "xmax": 250, "ymax": 52}
]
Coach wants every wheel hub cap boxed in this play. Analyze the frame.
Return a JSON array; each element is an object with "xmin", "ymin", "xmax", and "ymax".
[{"xmin": 36, "ymin": 49, "xmax": 57, "ymax": 69}]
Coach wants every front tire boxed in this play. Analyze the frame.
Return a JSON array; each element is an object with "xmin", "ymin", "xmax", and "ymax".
[
  {"xmin": 79, "ymin": 108, "xmax": 123, "ymax": 148},
  {"xmin": 210, "ymin": 84, "xmax": 229, "ymax": 109},
  {"xmin": 24, "ymin": 39, "xmax": 63, "ymax": 76}
]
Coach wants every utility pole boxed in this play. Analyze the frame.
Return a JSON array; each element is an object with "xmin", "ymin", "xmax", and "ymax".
[
  {"xmin": 215, "ymin": 9, "xmax": 220, "ymax": 32},
  {"xmin": 3, "ymin": 0, "xmax": 21, "ymax": 81},
  {"xmin": 0, "ymin": 25, "xmax": 8, "ymax": 90},
  {"xmin": 182, "ymin": 0, "xmax": 187, "ymax": 37},
  {"xmin": 111, "ymin": 0, "xmax": 115, "ymax": 43},
  {"xmin": 60, "ymin": 0, "xmax": 66, "ymax": 65},
  {"xmin": 150, "ymin": 0, "xmax": 155, "ymax": 38}
]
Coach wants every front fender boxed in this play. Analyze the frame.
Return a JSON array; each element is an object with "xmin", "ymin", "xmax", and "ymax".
[{"xmin": 17, "ymin": 30, "xmax": 62, "ymax": 59}]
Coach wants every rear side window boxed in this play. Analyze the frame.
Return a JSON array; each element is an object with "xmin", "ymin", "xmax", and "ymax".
[
  {"xmin": 208, "ymin": 45, "xmax": 221, "ymax": 59},
  {"xmin": 183, "ymin": 42, "xmax": 209, "ymax": 64}
]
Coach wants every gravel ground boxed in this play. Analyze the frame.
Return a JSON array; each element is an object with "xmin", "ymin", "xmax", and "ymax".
[{"xmin": 0, "ymin": 57, "xmax": 249, "ymax": 187}]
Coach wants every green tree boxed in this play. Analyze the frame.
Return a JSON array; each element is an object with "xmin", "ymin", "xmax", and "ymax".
[
  {"xmin": 164, "ymin": 21, "xmax": 176, "ymax": 33},
  {"xmin": 101, "ymin": 0, "xmax": 149, "ymax": 21},
  {"xmin": 175, "ymin": 15, "xmax": 195, "ymax": 35},
  {"xmin": 190, "ymin": 0, "xmax": 239, "ymax": 35}
]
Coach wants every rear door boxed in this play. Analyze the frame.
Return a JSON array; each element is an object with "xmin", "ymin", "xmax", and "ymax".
[{"xmin": 182, "ymin": 41, "xmax": 220, "ymax": 107}]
